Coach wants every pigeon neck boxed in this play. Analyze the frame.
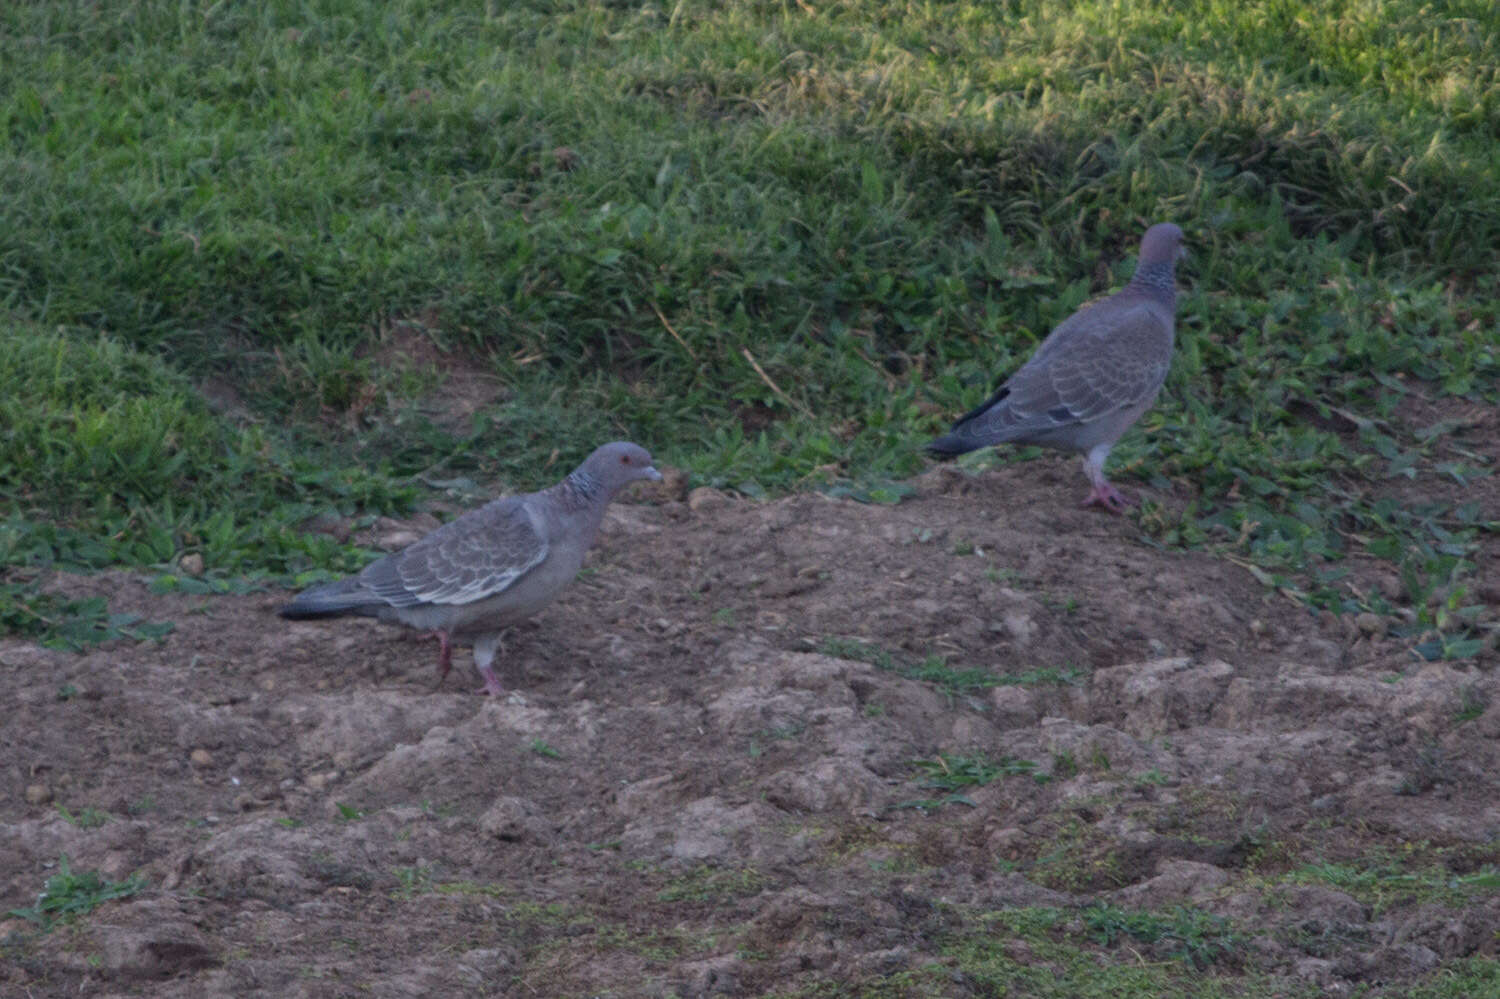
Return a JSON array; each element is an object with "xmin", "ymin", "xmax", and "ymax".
[
  {"xmin": 558, "ymin": 468, "xmax": 603, "ymax": 510},
  {"xmin": 1127, "ymin": 260, "xmax": 1177, "ymax": 303}
]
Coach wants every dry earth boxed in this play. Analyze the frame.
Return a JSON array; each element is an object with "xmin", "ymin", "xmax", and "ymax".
[{"xmin": 3, "ymin": 458, "xmax": 1498, "ymax": 997}]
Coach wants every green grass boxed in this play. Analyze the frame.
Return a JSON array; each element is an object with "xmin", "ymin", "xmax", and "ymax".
[
  {"xmin": 914, "ymin": 752, "xmax": 1048, "ymax": 791},
  {"xmin": 656, "ymin": 864, "xmax": 769, "ymax": 904},
  {"xmin": 821, "ymin": 636, "xmax": 996, "ymax": 695},
  {"xmin": 1283, "ymin": 854, "xmax": 1500, "ymax": 914},
  {"xmin": 55, "ymin": 804, "xmax": 111, "ymax": 830},
  {"xmin": 1080, "ymin": 903, "xmax": 1241, "ymax": 969},
  {"xmin": 528, "ymin": 738, "xmax": 563, "ymax": 759},
  {"xmin": 7, "ymin": 855, "xmax": 146, "ymax": 933},
  {"xmin": 936, "ymin": 906, "xmax": 1249, "ymax": 998},
  {"xmin": 1, "ymin": 0, "xmax": 1496, "ymax": 658},
  {"xmin": 772, "ymin": 901, "xmax": 1500, "ymax": 997},
  {"xmin": 821, "ymin": 636, "xmax": 1084, "ymax": 695},
  {"xmin": 0, "ymin": 586, "xmax": 174, "ymax": 651},
  {"xmin": 895, "ymin": 751, "xmax": 1048, "ymax": 812}
]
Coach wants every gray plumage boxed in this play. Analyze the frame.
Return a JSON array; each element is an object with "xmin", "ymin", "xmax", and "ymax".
[
  {"xmin": 928, "ymin": 222, "xmax": 1184, "ymax": 512},
  {"xmin": 279, "ymin": 441, "xmax": 662, "ymax": 696}
]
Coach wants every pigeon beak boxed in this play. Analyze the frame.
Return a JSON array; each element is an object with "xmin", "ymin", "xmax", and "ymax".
[{"xmin": 643, "ymin": 466, "xmax": 663, "ymax": 482}]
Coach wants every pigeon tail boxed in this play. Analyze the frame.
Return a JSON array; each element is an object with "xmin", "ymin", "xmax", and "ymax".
[
  {"xmin": 277, "ymin": 579, "xmax": 383, "ymax": 620},
  {"xmin": 926, "ymin": 386, "xmax": 1010, "ymax": 458},
  {"xmin": 924, "ymin": 430, "xmax": 983, "ymax": 459}
]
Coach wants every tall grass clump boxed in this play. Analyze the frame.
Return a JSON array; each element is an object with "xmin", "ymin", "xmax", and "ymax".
[{"xmin": 0, "ymin": 321, "xmax": 413, "ymax": 577}]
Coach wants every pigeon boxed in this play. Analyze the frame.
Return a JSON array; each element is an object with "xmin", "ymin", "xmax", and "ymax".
[
  {"xmin": 927, "ymin": 222, "xmax": 1184, "ymax": 512},
  {"xmin": 278, "ymin": 441, "xmax": 663, "ymax": 696}
]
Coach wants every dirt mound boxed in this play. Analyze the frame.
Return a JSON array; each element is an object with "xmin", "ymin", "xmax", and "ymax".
[{"xmin": 4, "ymin": 462, "xmax": 1497, "ymax": 996}]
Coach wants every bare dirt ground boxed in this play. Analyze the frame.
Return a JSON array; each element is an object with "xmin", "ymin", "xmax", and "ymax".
[{"xmin": 3, "ymin": 456, "xmax": 1498, "ymax": 997}]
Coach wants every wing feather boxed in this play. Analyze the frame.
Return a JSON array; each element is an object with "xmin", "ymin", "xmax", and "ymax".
[
  {"xmin": 356, "ymin": 497, "xmax": 548, "ymax": 608},
  {"xmin": 959, "ymin": 299, "xmax": 1171, "ymax": 443}
]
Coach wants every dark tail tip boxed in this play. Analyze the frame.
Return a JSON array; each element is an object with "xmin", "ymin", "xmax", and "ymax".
[
  {"xmin": 924, "ymin": 433, "xmax": 976, "ymax": 460},
  {"xmin": 277, "ymin": 603, "xmax": 343, "ymax": 620}
]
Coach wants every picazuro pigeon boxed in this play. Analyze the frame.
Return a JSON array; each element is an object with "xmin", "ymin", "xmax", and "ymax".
[
  {"xmin": 279, "ymin": 441, "xmax": 662, "ymax": 695},
  {"xmin": 927, "ymin": 222, "xmax": 1184, "ymax": 512}
]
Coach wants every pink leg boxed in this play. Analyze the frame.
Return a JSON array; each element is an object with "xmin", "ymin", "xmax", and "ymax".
[
  {"xmin": 427, "ymin": 631, "xmax": 454, "ymax": 689},
  {"xmin": 471, "ymin": 634, "xmax": 508, "ymax": 697}
]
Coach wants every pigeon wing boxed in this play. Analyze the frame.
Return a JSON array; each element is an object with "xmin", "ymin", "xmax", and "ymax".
[
  {"xmin": 963, "ymin": 299, "xmax": 1172, "ymax": 443},
  {"xmin": 357, "ymin": 497, "xmax": 549, "ymax": 608}
]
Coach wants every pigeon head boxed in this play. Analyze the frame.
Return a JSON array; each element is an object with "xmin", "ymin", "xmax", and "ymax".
[
  {"xmin": 579, "ymin": 441, "xmax": 663, "ymax": 494},
  {"xmin": 1129, "ymin": 222, "xmax": 1184, "ymax": 296},
  {"xmin": 1139, "ymin": 222, "xmax": 1184, "ymax": 263}
]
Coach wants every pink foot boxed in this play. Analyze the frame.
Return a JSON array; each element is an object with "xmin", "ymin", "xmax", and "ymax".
[
  {"xmin": 474, "ymin": 665, "xmax": 507, "ymax": 698},
  {"xmin": 426, "ymin": 631, "xmax": 454, "ymax": 689},
  {"xmin": 1081, "ymin": 481, "xmax": 1134, "ymax": 514}
]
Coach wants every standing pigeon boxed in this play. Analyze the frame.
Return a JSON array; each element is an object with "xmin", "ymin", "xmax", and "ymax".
[
  {"xmin": 278, "ymin": 441, "xmax": 662, "ymax": 696},
  {"xmin": 927, "ymin": 222, "xmax": 1184, "ymax": 512}
]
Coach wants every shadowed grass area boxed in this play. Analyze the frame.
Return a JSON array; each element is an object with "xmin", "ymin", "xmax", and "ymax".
[
  {"xmin": 0, "ymin": 325, "xmax": 412, "ymax": 578},
  {"xmin": 2, "ymin": 1, "xmax": 1496, "ymax": 655}
]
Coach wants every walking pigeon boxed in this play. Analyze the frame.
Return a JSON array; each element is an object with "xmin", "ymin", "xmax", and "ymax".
[
  {"xmin": 927, "ymin": 222, "xmax": 1184, "ymax": 512},
  {"xmin": 279, "ymin": 441, "xmax": 663, "ymax": 695}
]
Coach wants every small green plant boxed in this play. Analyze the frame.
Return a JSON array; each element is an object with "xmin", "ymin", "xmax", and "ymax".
[
  {"xmin": 821, "ymin": 479, "xmax": 918, "ymax": 506},
  {"xmin": 7, "ymin": 855, "xmax": 145, "ymax": 933},
  {"xmin": 1080, "ymin": 903, "xmax": 1241, "ymax": 968},
  {"xmin": 391, "ymin": 865, "xmax": 433, "ymax": 899},
  {"xmin": 900, "ymin": 752, "xmax": 1049, "ymax": 811},
  {"xmin": 56, "ymin": 804, "xmax": 109, "ymax": 829},
  {"xmin": 996, "ymin": 666, "xmax": 1089, "ymax": 688},
  {"xmin": 820, "ymin": 637, "xmax": 999, "ymax": 695},
  {"xmin": 915, "ymin": 753, "xmax": 1043, "ymax": 791},
  {"xmin": 0, "ymin": 587, "xmax": 174, "ymax": 652},
  {"xmin": 528, "ymin": 738, "xmax": 562, "ymax": 759},
  {"xmin": 819, "ymin": 637, "xmax": 899, "ymax": 671},
  {"xmin": 1041, "ymin": 593, "xmax": 1081, "ymax": 614},
  {"xmin": 334, "ymin": 803, "xmax": 366, "ymax": 822},
  {"xmin": 904, "ymin": 656, "xmax": 1002, "ymax": 697},
  {"xmin": 432, "ymin": 880, "xmax": 507, "ymax": 899},
  {"xmin": 1286, "ymin": 853, "xmax": 1500, "ymax": 913},
  {"xmin": 1455, "ymin": 686, "xmax": 1488, "ymax": 724},
  {"xmin": 1051, "ymin": 752, "xmax": 1079, "ymax": 779},
  {"xmin": 657, "ymin": 865, "xmax": 768, "ymax": 903}
]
